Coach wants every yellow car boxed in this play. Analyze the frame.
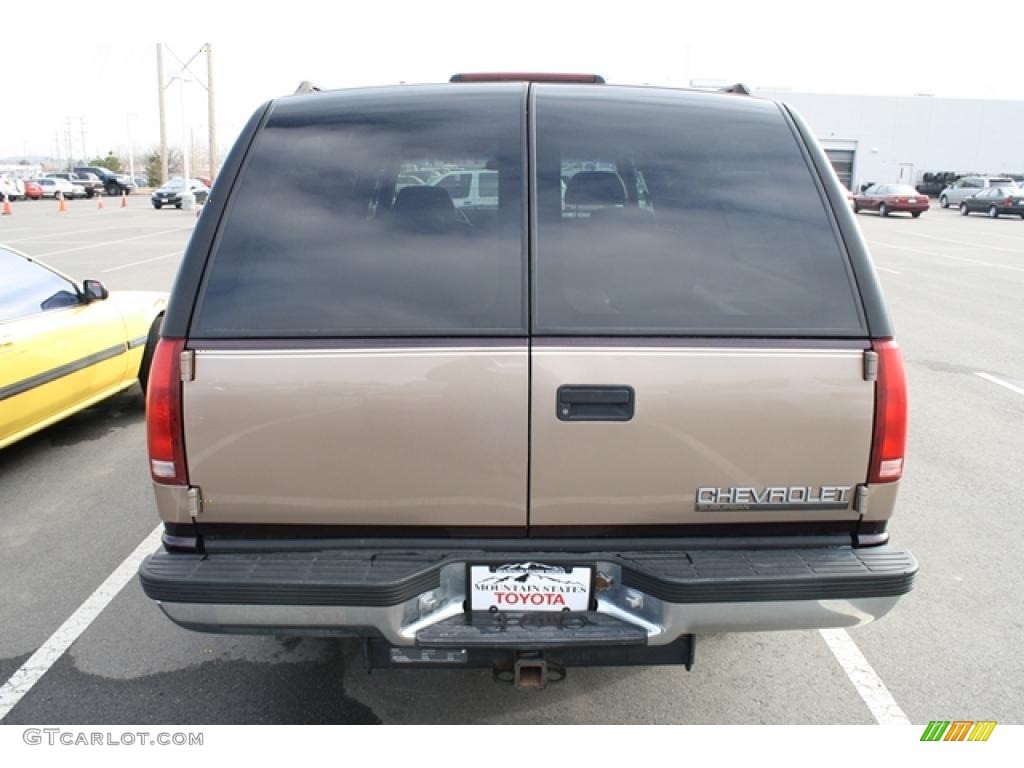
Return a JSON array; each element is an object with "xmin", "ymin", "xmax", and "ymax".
[{"xmin": 0, "ymin": 245, "xmax": 167, "ymax": 449}]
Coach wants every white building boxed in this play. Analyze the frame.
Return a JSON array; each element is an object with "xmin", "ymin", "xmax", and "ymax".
[
  {"xmin": 0, "ymin": 162, "xmax": 43, "ymax": 180},
  {"xmin": 753, "ymin": 89, "xmax": 1024, "ymax": 191}
]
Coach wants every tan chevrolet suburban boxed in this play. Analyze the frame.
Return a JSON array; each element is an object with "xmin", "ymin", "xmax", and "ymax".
[{"xmin": 139, "ymin": 73, "xmax": 916, "ymax": 687}]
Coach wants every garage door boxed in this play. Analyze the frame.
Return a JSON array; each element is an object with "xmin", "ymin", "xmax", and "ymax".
[{"xmin": 824, "ymin": 149, "xmax": 855, "ymax": 189}]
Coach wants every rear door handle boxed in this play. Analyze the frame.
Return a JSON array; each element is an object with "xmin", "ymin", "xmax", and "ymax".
[{"xmin": 557, "ymin": 386, "xmax": 634, "ymax": 421}]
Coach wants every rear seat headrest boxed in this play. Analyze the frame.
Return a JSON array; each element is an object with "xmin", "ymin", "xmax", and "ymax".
[
  {"xmin": 392, "ymin": 186, "xmax": 457, "ymax": 232},
  {"xmin": 564, "ymin": 171, "xmax": 626, "ymax": 207}
]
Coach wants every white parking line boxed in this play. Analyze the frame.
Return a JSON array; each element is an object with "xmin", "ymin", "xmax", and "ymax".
[
  {"xmin": 874, "ymin": 266, "xmax": 901, "ymax": 275},
  {"xmin": 4, "ymin": 223, "xmax": 155, "ymax": 245},
  {"xmin": 34, "ymin": 227, "xmax": 192, "ymax": 258},
  {"xmin": 900, "ymin": 231, "xmax": 1024, "ymax": 254},
  {"xmin": 975, "ymin": 371, "xmax": 1024, "ymax": 397},
  {"xmin": 954, "ymin": 228, "xmax": 1024, "ymax": 244},
  {"xmin": 0, "ymin": 525, "xmax": 163, "ymax": 722},
  {"xmin": 101, "ymin": 251, "xmax": 181, "ymax": 272},
  {"xmin": 820, "ymin": 628, "xmax": 910, "ymax": 725},
  {"xmin": 868, "ymin": 239, "xmax": 1024, "ymax": 273}
]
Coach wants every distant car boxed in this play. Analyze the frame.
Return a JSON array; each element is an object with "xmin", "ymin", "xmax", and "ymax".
[
  {"xmin": 396, "ymin": 174, "xmax": 424, "ymax": 192},
  {"xmin": 0, "ymin": 176, "xmax": 25, "ymax": 201},
  {"xmin": 939, "ymin": 176, "xmax": 1016, "ymax": 208},
  {"xmin": 43, "ymin": 172, "xmax": 101, "ymax": 198},
  {"xmin": 132, "ymin": 176, "xmax": 149, "ymax": 188},
  {"xmin": 958, "ymin": 186, "xmax": 1024, "ymax": 218},
  {"xmin": 406, "ymin": 169, "xmax": 442, "ymax": 185},
  {"xmin": 34, "ymin": 177, "xmax": 77, "ymax": 199},
  {"xmin": 22, "ymin": 180, "xmax": 43, "ymax": 200},
  {"xmin": 430, "ymin": 169, "xmax": 498, "ymax": 209},
  {"xmin": 151, "ymin": 178, "xmax": 210, "ymax": 209},
  {"xmin": 853, "ymin": 184, "xmax": 929, "ymax": 217}
]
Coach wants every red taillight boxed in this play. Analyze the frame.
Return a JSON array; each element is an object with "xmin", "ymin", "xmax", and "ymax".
[
  {"xmin": 869, "ymin": 340, "xmax": 908, "ymax": 483},
  {"xmin": 146, "ymin": 338, "xmax": 187, "ymax": 485},
  {"xmin": 897, "ymin": 197, "xmax": 907, "ymax": 203}
]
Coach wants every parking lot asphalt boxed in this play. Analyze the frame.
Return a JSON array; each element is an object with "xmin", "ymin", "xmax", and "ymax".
[{"xmin": 0, "ymin": 198, "xmax": 1022, "ymax": 724}]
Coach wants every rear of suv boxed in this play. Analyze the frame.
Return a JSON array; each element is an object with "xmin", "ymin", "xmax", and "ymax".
[{"xmin": 139, "ymin": 76, "xmax": 915, "ymax": 685}]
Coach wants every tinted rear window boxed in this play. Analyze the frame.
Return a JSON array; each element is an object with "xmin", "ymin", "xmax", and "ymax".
[
  {"xmin": 533, "ymin": 86, "xmax": 865, "ymax": 336},
  {"xmin": 193, "ymin": 85, "xmax": 526, "ymax": 337}
]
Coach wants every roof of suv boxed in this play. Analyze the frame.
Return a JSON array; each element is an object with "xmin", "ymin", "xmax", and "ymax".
[{"xmin": 272, "ymin": 81, "xmax": 778, "ymax": 118}]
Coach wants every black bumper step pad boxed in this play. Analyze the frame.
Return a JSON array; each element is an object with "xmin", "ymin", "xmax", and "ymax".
[
  {"xmin": 139, "ymin": 551, "xmax": 443, "ymax": 606},
  {"xmin": 619, "ymin": 548, "xmax": 917, "ymax": 603},
  {"xmin": 415, "ymin": 611, "xmax": 648, "ymax": 649}
]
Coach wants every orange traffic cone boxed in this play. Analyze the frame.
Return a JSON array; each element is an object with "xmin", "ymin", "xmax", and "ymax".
[
  {"xmin": 58, "ymin": 191, "xmax": 67, "ymax": 213},
  {"xmin": 97, "ymin": 194, "xmax": 105, "ymax": 210},
  {"xmin": 2, "ymin": 196, "xmax": 12, "ymax": 216},
  {"xmin": 120, "ymin": 191, "xmax": 127, "ymax": 208}
]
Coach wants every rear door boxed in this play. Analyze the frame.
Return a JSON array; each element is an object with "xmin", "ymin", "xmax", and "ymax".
[
  {"xmin": 863, "ymin": 184, "xmax": 880, "ymax": 210},
  {"xmin": 183, "ymin": 85, "xmax": 530, "ymax": 530},
  {"xmin": 528, "ymin": 86, "xmax": 874, "ymax": 529},
  {"xmin": 970, "ymin": 188, "xmax": 992, "ymax": 212},
  {"xmin": 955, "ymin": 178, "xmax": 979, "ymax": 204}
]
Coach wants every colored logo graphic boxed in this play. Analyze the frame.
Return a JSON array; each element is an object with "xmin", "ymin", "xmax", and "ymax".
[{"xmin": 920, "ymin": 721, "xmax": 997, "ymax": 742}]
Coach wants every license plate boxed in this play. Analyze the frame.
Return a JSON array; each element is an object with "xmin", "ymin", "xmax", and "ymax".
[
  {"xmin": 908, "ymin": 198, "xmax": 917, "ymax": 203},
  {"xmin": 468, "ymin": 562, "xmax": 592, "ymax": 612}
]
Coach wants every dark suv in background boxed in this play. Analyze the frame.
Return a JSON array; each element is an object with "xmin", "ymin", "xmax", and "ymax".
[
  {"xmin": 139, "ymin": 74, "xmax": 915, "ymax": 688},
  {"xmin": 74, "ymin": 165, "xmax": 134, "ymax": 196}
]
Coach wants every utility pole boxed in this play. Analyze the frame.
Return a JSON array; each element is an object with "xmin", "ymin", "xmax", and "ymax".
[
  {"xmin": 176, "ymin": 76, "xmax": 191, "ymax": 179},
  {"xmin": 54, "ymin": 131, "xmax": 61, "ymax": 170},
  {"xmin": 160, "ymin": 44, "xmax": 215, "ymax": 181},
  {"xmin": 80, "ymin": 117, "xmax": 87, "ymax": 163},
  {"xmin": 206, "ymin": 43, "xmax": 217, "ymax": 178},
  {"xmin": 157, "ymin": 43, "xmax": 168, "ymax": 185},
  {"xmin": 65, "ymin": 116, "xmax": 73, "ymax": 171},
  {"xmin": 127, "ymin": 113, "xmax": 137, "ymax": 182}
]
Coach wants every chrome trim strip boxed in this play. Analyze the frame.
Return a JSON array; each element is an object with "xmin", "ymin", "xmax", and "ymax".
[
  {"xmin": 192, "ymin": 348, "xmax": 526, "ymax": 358},
  {"xmin": 0, "ymin": 343, "xmax": 126, "ymax": 402},
  {"xmin": 127, "ymin": 335, "xmax": 148, "ymax": 350},
  {"xmin": 532, "ymin": 337, "xmax": 872, "ymax": 350},
  {"xmin": 533, "ymin": 349, "xmax": 863, "ymax": 358},
  {"xmin": 186, "ymin": 337, "xmax": 528, "ymax": 350}
]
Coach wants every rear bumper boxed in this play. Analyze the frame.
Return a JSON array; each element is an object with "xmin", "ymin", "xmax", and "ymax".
[{"xmin": 140, "ymin": 544, "xmax": 916, "ymax": 647}]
